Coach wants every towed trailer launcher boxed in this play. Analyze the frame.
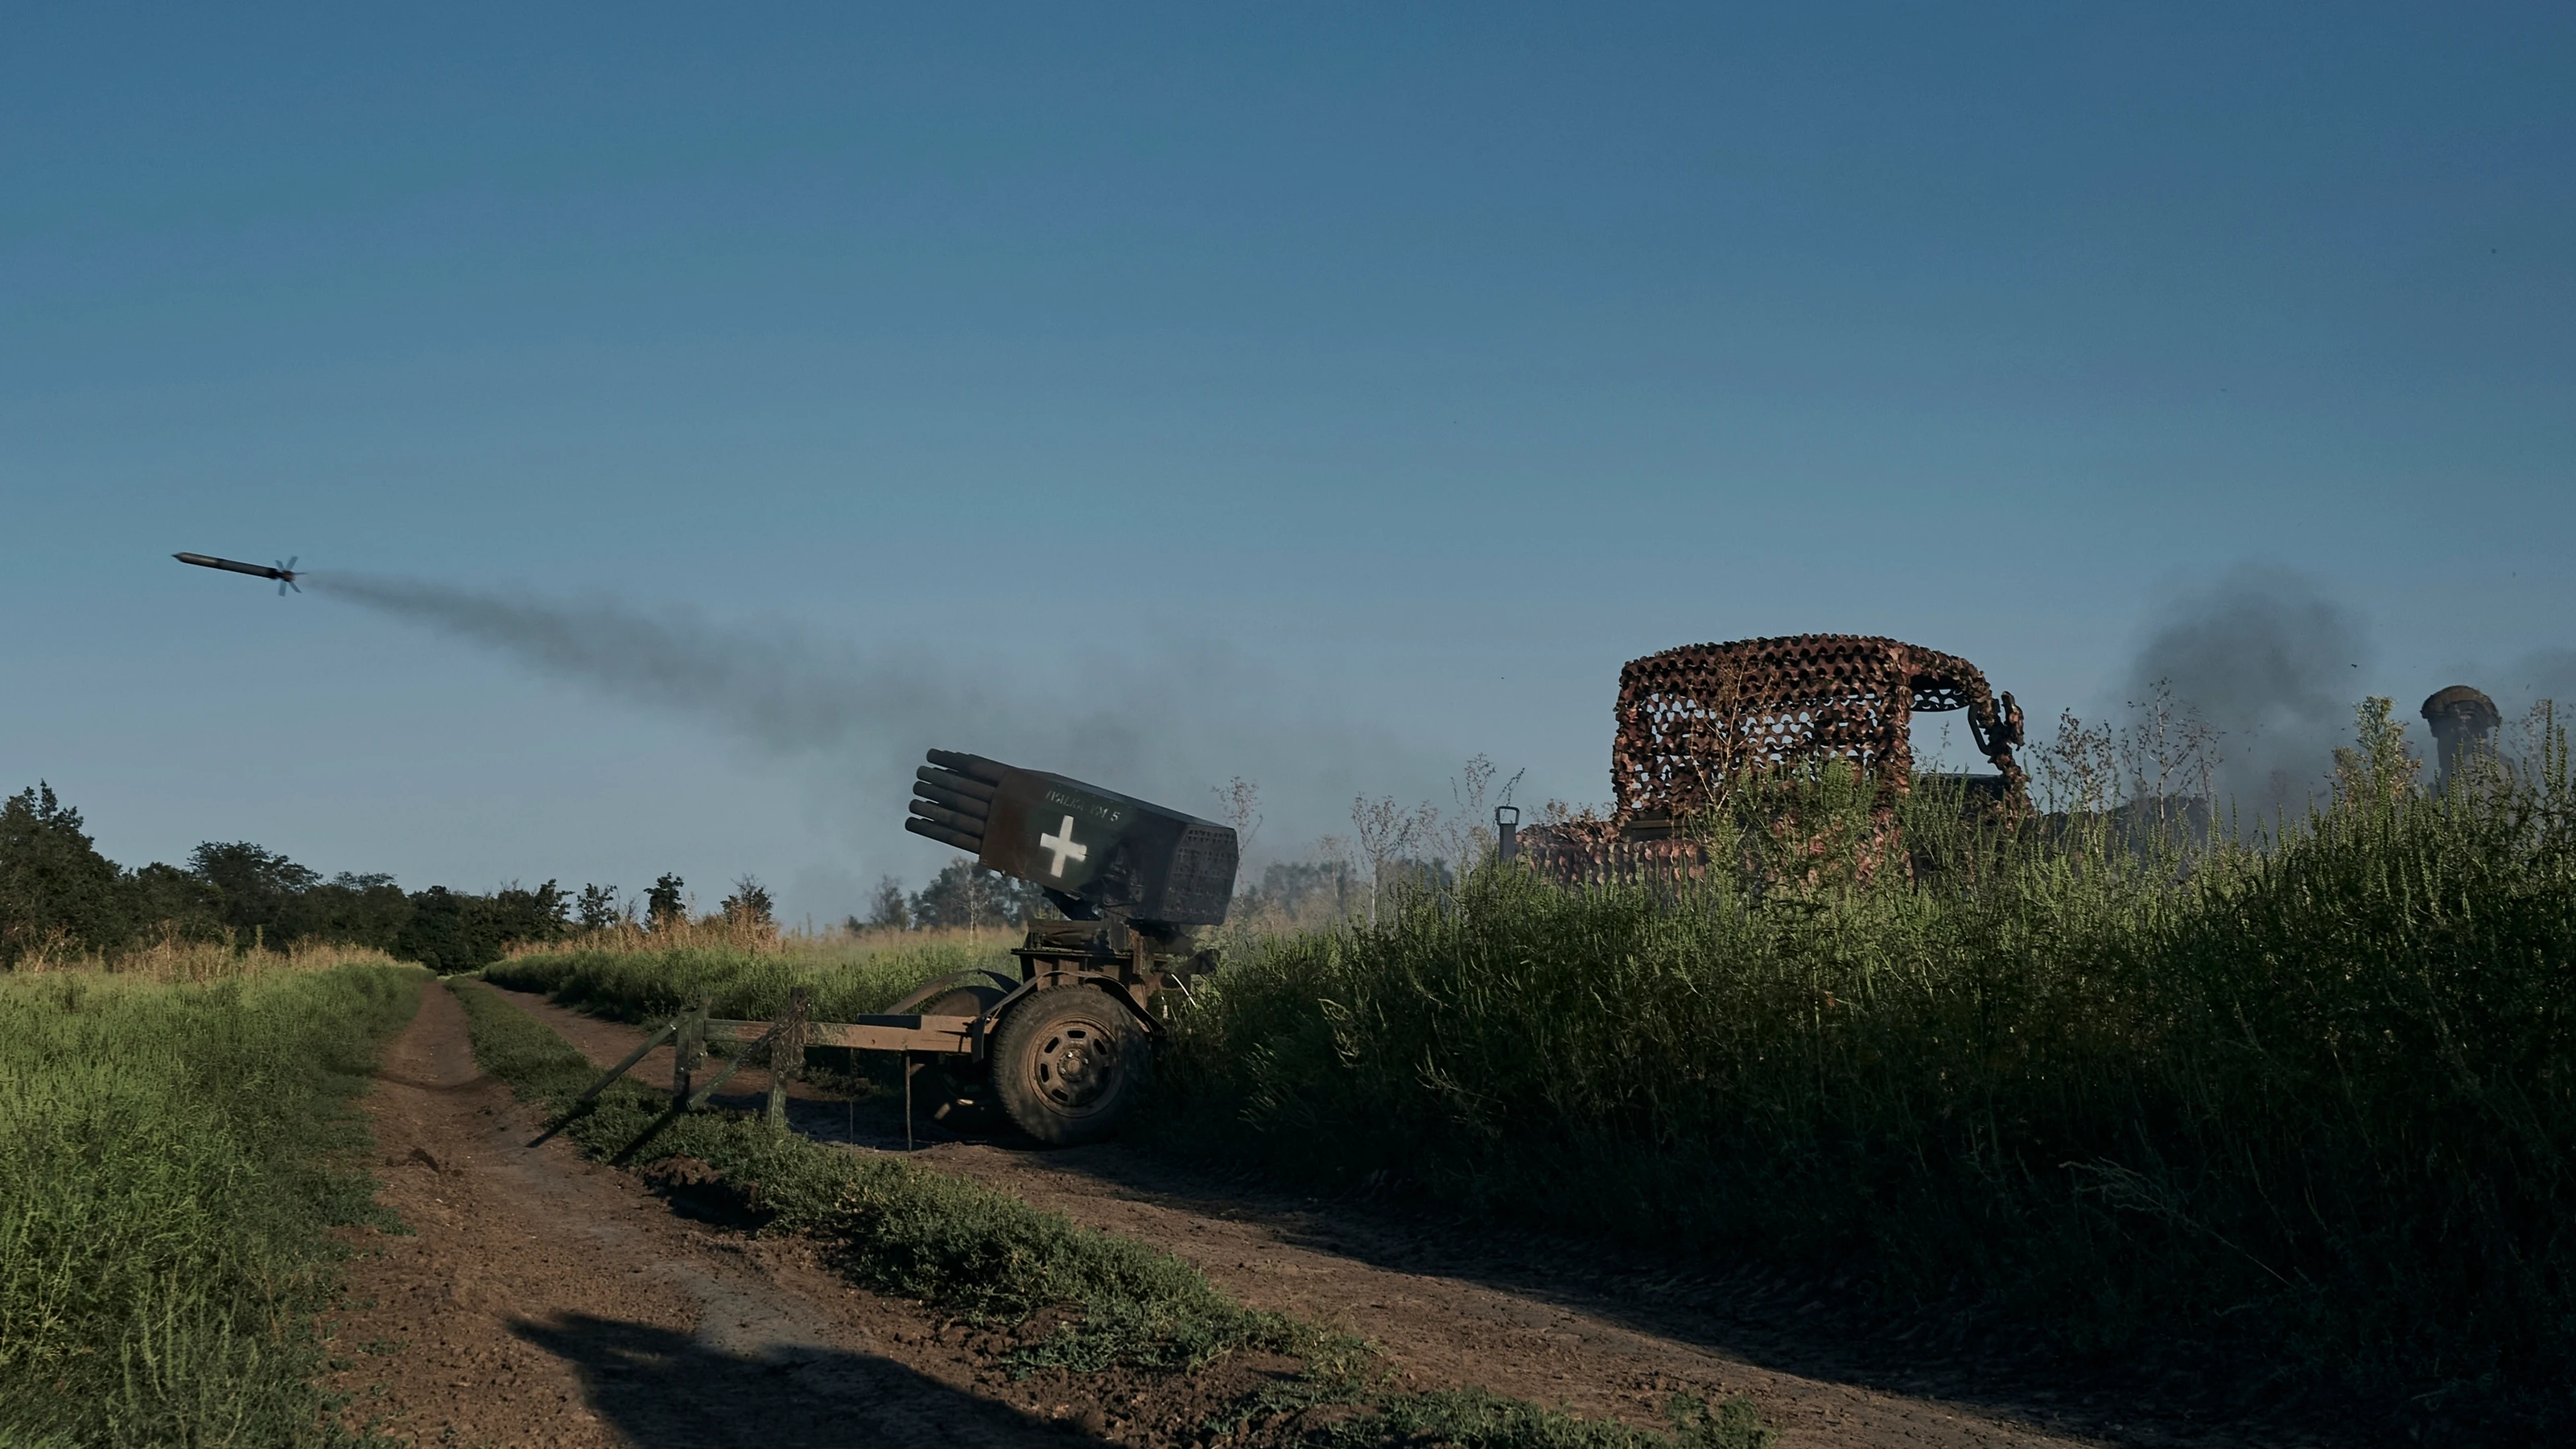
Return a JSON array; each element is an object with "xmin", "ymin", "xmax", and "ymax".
[{"xmin": 567, "ymin": 751, "xmax": 1238, "ymax": 1146}]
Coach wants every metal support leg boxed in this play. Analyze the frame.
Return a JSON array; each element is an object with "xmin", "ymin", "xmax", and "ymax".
[
  {"xmin": 672, "ymin": 993, "xmax": 710, "ymax": 1109},
  {"xmin": 765, "ymin": 987, "xmax": 810, "ymax": 1131}
]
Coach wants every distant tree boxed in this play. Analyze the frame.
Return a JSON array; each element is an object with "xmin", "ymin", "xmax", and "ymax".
[
  {"xmin": 909, "ymin": 859, "xmax": 1051, "ymax": 932},
  {"xmin": 1239, "ymin": 858, "xmax": 1355, "ymax": 924},
  {"xmin": 575, "ymin": 883, "xmax": 624, "ymax": 932},
  {"xmin": 1376, "ymin": 855, "xmax": 1454, "ymax": 897},
  {"xmin": 0, "ymin": 786, "xmax": 425, "ymax": 963},
  {"xmin": 125, "ymin": 860, "xmax": 220, "ymax": 940},
  {"xmin": 395, "ymin": 887, "xmax": 486, "ymax": 973},
  {"xmin": 720, "ymin": 875, "xmax": 775, "ymax": 928},
  {"xmin": 297, "ymin": 871, "xmax": 414, "ymax": 951},
  {"xmin": 645, "ymin": 874, "xmax": 686, "ymax": 929},
  {"xmin": 909, "ymin": 859, "xmax": 982, "ymax": 931},
  {"xmin": 863, "ymin": 875, "xmax": 911, "ymax": 931},
  {"xmin": 486, "ymin": 879, "xmax": 572, "ymax": 948},
  {"xmin": 188, "ymin": 841, "xmax": 321, "ymax": 945},
  {"xmin": 396, "ymin": 880, "xmax": 569, "ymax": 972},
  {"xmin": 0, "ymin": 783, "xmax": 131, "ymax": 963}
]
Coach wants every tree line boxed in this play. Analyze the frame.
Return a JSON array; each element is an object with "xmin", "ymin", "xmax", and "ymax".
[
  {"xmin": 848, "ymin": 858, "xmax": 1055, "ymax": 932},
  {"xmin": 0, "ymin": 780, "xmax": 740, "ymax": 974},
  {"xmin": 850, "ymin": 856, "xmax": 1393, "ymax": 934}
]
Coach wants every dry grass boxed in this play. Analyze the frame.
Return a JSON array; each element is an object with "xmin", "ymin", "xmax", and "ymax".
[
  {"xmin": 486, "ymin": 922, "xmax": 1016, "ymax": 1027},
  {"xmin": 505, "ymin": 916, "xmax": 1005, "ymax": 964},
  {"xmin": 6, "ymin": 928, "xmax": 409, "ymax": 983}
]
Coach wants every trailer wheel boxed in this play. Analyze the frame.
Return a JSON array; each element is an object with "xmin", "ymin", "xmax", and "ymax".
[{"xmin": 990, "ymin": 986, "xmax": 1147, "ymax": 1146}]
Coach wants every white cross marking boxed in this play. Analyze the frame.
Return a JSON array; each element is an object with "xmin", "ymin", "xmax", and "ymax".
[{"xmin": 1038, "ymin": 814, "xmax": 1089, "ymax": 878}]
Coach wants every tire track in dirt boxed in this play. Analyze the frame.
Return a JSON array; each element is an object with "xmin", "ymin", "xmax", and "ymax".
[{"xmin": 501, "ymin": 987, "xmax": 2138, "ymax": 1449}]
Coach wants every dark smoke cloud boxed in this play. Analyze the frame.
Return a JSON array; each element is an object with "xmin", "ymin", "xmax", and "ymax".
[
  {"xmin": 2125, "ymin": 564, "xmax": 2372, "ymax": 814},
  {"xmin": 309, "ymin": 572, "xmax": 1440, "ymax": 862}
]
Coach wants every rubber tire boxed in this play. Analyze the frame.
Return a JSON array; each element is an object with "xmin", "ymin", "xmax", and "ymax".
[{"xmin": 989, "ymin": 986, "xmax": 1148, "ymax": 1146}]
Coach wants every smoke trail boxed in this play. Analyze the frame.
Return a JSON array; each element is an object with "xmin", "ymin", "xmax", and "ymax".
[
  {"xmin": 2124, "ymin": 563, "xmax": 2372, "ymax": 814},
  {"xmin": 318, "ymin": 573, "xmax": 1000, "ymax": 763},
  {"xmin": 307, "ymin": 572, "xmax": 1442, "ymax": 854}
]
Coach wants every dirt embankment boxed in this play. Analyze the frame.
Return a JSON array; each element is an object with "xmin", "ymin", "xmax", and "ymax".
[{"xmin": 332, "ymin": 983, "xmax": 2188, "ymax": 1447}]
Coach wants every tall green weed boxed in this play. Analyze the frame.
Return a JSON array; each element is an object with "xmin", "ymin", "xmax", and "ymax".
[
  {"xmin": 0, "ymin": 962, "xmax": 424, "ymax": 1447},
  {"xmin": 1152, "ymin": 714, "xmax": 2576, "ymax": 1422}
]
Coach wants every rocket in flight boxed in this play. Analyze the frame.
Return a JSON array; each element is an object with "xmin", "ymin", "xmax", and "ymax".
[{"xmin": 175, "ymin": 552, "xmax": 301, "ymax": 595}]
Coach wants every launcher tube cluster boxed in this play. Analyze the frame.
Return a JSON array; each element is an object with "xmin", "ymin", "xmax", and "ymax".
[{"xmin": 905, "ymin": 749, "xmax": 1237, "ymax": 928}]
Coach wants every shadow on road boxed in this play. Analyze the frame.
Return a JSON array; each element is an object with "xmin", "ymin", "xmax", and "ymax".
[
  {"xmin": 510, "ymin": 1311, "xmax": 1094, "ymax": 1449},
  {"xmin": 852, "ymin": 1128, "xmax": 2252, "ymax": 1448}
]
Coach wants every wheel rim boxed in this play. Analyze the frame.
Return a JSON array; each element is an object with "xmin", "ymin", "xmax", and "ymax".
[{"xmin": 1026, "ymin": 1015, "xmax": 1123, "ymax": 1117}]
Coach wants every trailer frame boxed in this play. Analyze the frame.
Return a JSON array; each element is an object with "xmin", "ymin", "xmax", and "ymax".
[{"xmin": 558, "ymin": 917, "xmax": 1214, "ymax": 1147}]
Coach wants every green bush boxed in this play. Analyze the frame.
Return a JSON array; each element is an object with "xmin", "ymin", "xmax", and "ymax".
[
  {"xmin": 0, "ymin": 963, "xmax": 424, "ymax": 1447},
  {"xmin": 1325, "ymin": 1389, "xmax": 1771, "ymax": 1449},
  {"xmin": 1152, "ymin": 728, "xmax": 2576, "ymax": 1421}
]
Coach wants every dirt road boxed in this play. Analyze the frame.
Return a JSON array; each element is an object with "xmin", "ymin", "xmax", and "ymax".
[
  {"xmin": 331, "ymin": 982, "xmax": 2164, "ymax": 1447},
  {"xmin": 329, "ymin": 983, "xmax": 1136, "ymax": 1447}
]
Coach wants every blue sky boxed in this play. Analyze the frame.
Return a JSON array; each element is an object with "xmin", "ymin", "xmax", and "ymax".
[{"xmin": 5, "ymin": 4, "xmax": 2570, "ymax": 921}]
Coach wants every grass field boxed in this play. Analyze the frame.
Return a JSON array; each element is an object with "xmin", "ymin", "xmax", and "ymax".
[
  {"xmin": 6, "ymin": 935, "xmax": 410, "ymax": 984},
  {"xmin": 0, "ymin": 960, "xmax": 425, "ymax": 1448},
  {"xmin": 1154, "ymin": 729, "xmax": 2576, "ymax": 1428}
]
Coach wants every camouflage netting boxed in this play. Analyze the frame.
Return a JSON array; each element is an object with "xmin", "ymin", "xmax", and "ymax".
[
  {"xmin": 1520, "ymin": 635, "xmax": 2026, "ymax": 886},
  {"xmin": 1612, "ymin": 633, "xmax": 2027, "ymax": 821}
]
